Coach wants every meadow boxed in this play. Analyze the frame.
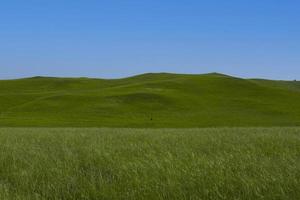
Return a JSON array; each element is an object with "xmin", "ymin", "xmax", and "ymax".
[
  {"xmin": 1, "ymin": 73, "xmax": 300, "ymax": 199},
  {"xmin": 0, "ymin": 127, "xmax": 299, "ymax": 200},
  {"xmin": 1, "ymin": 73, "xmax": 300, "ymax": 127}
]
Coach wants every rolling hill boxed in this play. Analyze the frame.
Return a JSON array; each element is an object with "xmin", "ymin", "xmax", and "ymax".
[{"xmin": 0, "ymin": 73, "xmax": 300, "ymax": 127}]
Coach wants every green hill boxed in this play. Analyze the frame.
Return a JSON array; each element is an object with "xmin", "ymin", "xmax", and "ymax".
[{"xmin": 0, "ymin": 73, "xmax": 300, "ymax": 127}]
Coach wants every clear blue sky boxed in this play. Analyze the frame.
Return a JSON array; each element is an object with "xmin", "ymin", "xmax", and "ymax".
[{"xmin": 1, "ymin": 0, "xmax": 299, "ymax": 80}]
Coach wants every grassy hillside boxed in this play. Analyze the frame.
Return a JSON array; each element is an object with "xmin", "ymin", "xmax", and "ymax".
[
  {"xmin": 0, "ymin": 128, "xmax": 299, "ymax": 199},
  {"xmin": 0, "ymin": 73, "xmax": 300, "ymax": 127}
]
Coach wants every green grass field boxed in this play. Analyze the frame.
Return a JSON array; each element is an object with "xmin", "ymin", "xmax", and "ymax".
[
  {"xmin": 1, "ymin": 73, "xmax": 300, "ymax": 127},
  {"xmin": 0, "ymin": 128, "xmax": 299, "ymax": 200},
  {"xmin": 1, "ymin": 73, "xmax": 300, "ymax": 199}
]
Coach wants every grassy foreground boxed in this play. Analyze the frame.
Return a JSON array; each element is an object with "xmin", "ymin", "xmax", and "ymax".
[
  {"xmin": 0, "ymin": 128, "xmax": 299, "ymax": 199},
  {"xmin": 1, "ymin": 73, "xmax": 300, "ymax": 127}
]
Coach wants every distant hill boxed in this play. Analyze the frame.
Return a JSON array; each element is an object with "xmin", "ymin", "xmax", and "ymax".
[{"xmin": 0, "ymin": 73, "xmax": 300, "ymax": 127}]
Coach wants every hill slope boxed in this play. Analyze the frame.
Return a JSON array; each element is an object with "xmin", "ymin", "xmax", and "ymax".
[{"xmin": 0, "ymin": 73, "xmax": 300, "ymax": 127}]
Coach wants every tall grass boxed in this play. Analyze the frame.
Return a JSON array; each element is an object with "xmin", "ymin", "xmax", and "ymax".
[{"xmin": 0, "ymin": 128, "xmax": 299, "ymax": 199}]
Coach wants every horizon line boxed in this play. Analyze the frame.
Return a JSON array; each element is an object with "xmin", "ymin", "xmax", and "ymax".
[{"xmin": 0, "ymin": 72, "xmax": 297, "ymax": 82}]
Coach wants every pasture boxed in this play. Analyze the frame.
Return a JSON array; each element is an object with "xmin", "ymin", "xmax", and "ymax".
[
  {"xmin": 0, "ymin": 128, "xmax": 299, "ymax": 199},
  {"xmin": 1, "ymin": 73, "xmax": 300, "ymax": 127}
]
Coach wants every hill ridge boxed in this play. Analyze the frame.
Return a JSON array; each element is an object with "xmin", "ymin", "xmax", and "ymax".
[
  {"xmin": 0, "ymin": 73, "xmax": 300, "ymax": 127},
  {"xmin": 0, "ymin": 72, "xmax": 245, "ymax": 81}
]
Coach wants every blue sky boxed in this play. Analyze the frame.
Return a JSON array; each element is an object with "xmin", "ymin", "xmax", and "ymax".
[{"xmin": 0, "ymin": 0, "xmax": 299, "ymax": 80}]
